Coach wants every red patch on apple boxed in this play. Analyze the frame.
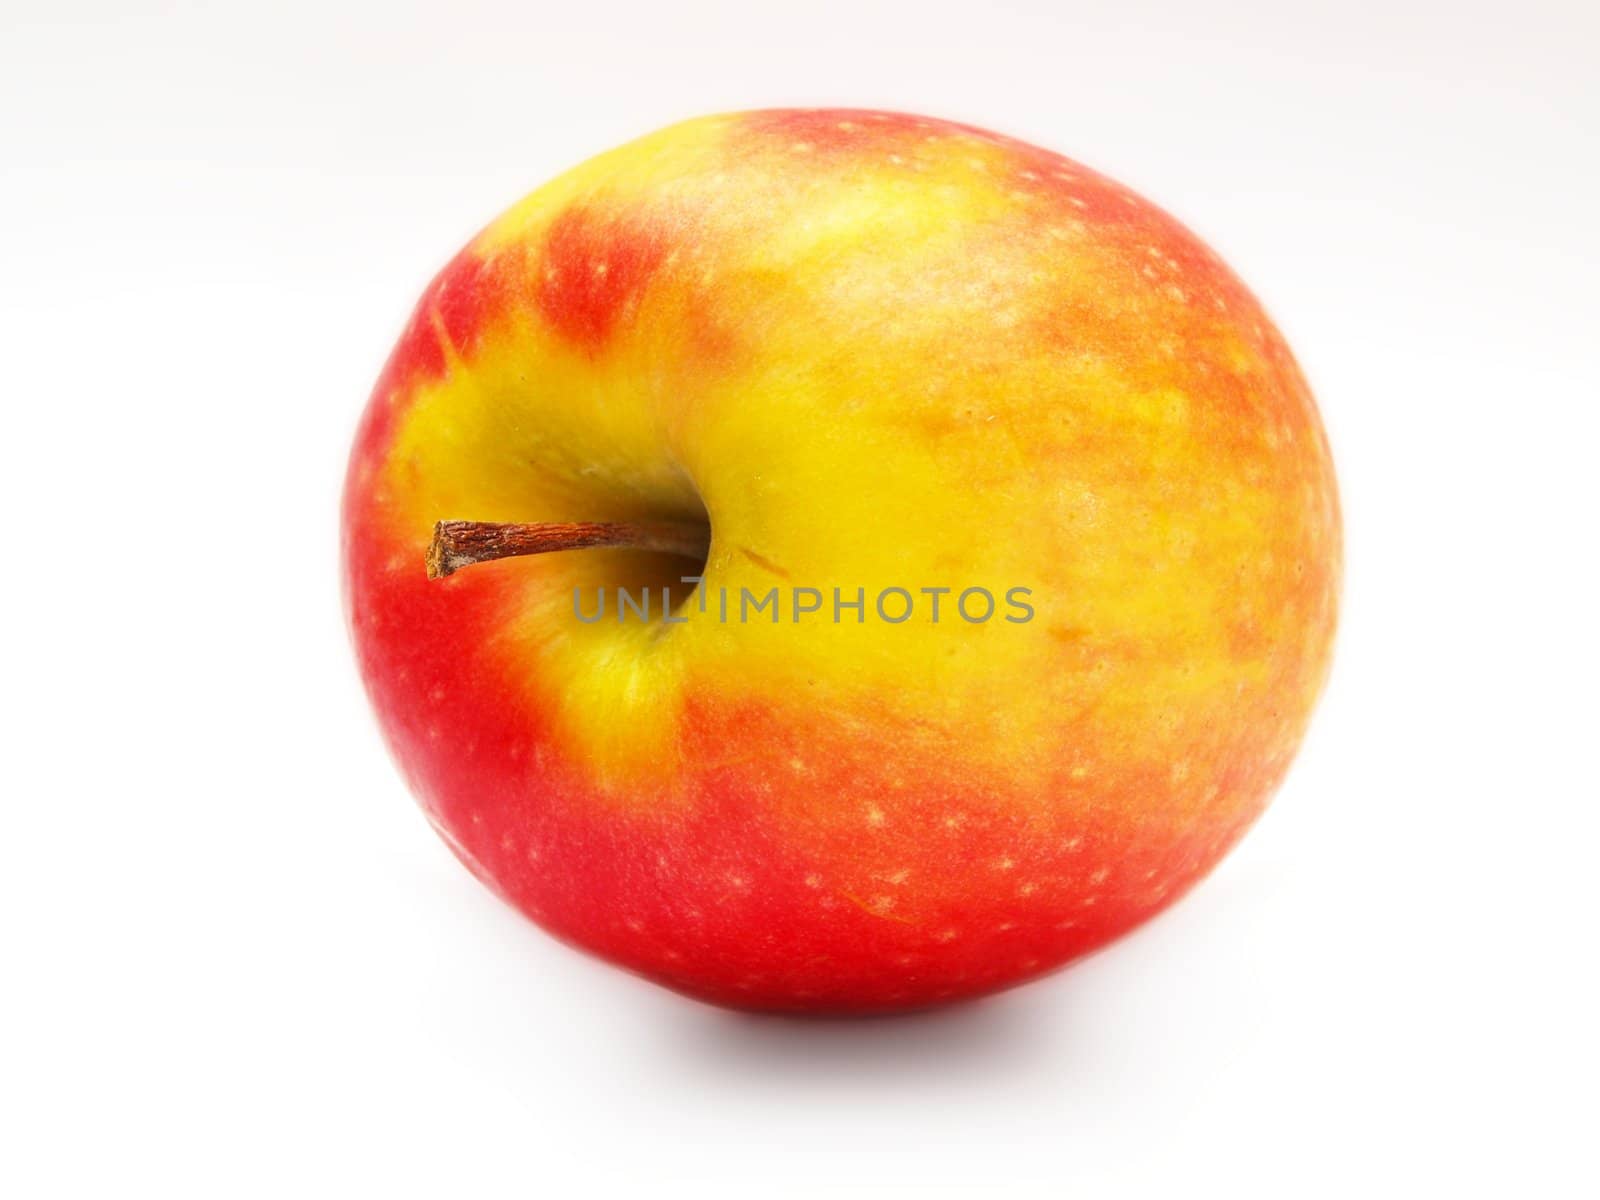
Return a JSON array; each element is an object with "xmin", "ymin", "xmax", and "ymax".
[
  {"xmin": 536, "ymin": 207, "xmax": 667, "ymax": 354},
  {"xmin": 741, "ymin": 108, "xmax": 936, "ymax": 156}
]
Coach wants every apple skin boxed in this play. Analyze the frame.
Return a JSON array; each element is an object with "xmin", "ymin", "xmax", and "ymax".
[{"xmin": 343, "ymin": 109, "xmax": 1340, "ymax": 1013}]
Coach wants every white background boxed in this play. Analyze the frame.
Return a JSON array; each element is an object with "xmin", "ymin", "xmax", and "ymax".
[{"xmin": 3, "ymin": 1, "xmax": 1597, "ymax": 1195}]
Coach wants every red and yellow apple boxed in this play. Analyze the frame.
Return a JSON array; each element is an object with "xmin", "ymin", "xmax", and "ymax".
[{"xmin": 342, "ymin": 109, "xmax": 1340, "ymax": 1012}]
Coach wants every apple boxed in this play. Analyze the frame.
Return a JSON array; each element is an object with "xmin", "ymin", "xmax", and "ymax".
[{"xmin": 342, "ymin": 109, "xmax": 1340, "ymax": 1013}]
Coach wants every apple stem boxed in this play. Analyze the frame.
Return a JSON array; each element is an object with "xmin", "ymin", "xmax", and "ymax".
[{"xmin": 425, "ymin": 520, "xmax": 711, "ymax": 580}]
